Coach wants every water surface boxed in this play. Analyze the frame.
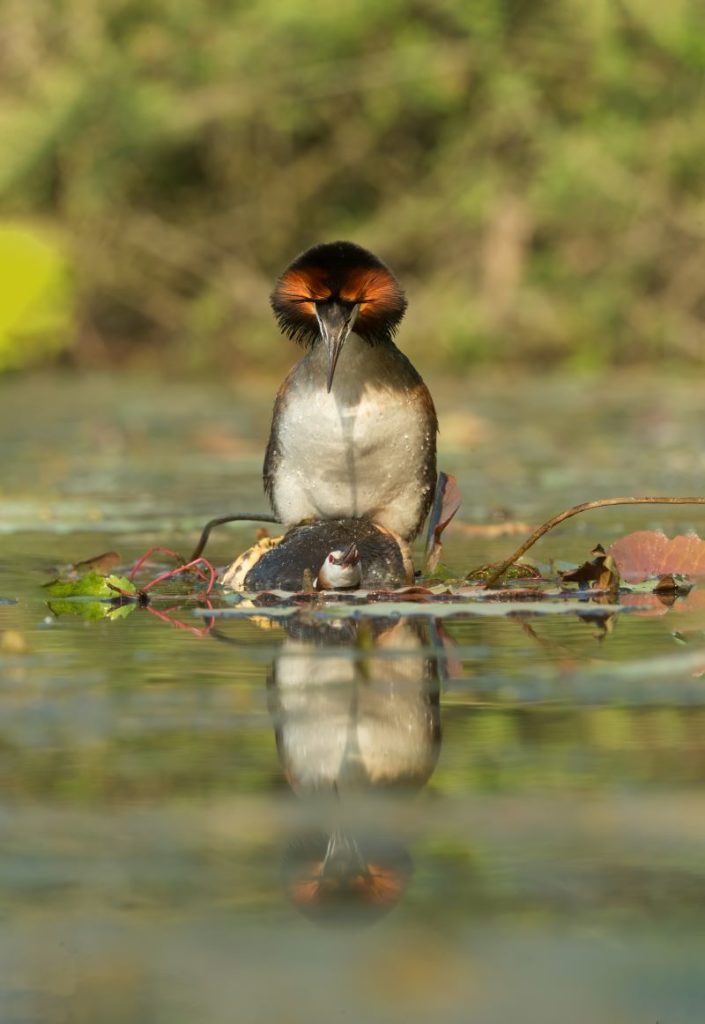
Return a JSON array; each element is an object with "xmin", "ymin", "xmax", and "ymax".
[{"xmin": 3, "ymin": 372, "xmax": 705, "ymax": 1024}]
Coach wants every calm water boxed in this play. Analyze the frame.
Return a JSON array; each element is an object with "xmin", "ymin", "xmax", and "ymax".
[{"xmin": 3, "ymin": 372, "xmax": 705, "ymax": 1024}]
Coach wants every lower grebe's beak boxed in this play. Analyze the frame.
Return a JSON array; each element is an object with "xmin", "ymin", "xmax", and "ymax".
[
  {"xmin": 336, "ymin": 542, "xmax": 359, "ymax": 568},
  {"xmin": 315, "ymin": 301, "xmax": 359, "ymax": 392}
]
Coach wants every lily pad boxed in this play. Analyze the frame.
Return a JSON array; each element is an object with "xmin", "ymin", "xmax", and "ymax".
[
  {"xmin": 47, "ymin": 598, "xmax": 137, "ymax": 621},
  {"xmin": 44, "ymin": 572, "xmax": 138, "ymax": 620},
  {"xmin": 44, "ymin": 572, "xmax": 136, "ymax": 599},
  {"xmin": 609, "ymin": 530, "xmax": 705, "ymax": 581}
]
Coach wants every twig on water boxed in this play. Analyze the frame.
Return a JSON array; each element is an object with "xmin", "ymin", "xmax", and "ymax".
[{"xmin": 480, "ymin": 496, "xmax": 705, "ymax": 589}]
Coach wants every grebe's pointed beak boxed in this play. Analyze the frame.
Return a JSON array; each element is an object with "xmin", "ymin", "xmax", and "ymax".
[
  {"xmin": 315, "ymin": 301, "xmax": 359, "ymax": 392},
  {"xmin": 336, "ymin": 542, "xmax": 359, "ymax": 568}
]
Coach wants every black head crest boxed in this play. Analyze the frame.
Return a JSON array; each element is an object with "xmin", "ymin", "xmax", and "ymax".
[{"xmin": 270, "ymin": 241, "xmax": 407, "ymax": 346}]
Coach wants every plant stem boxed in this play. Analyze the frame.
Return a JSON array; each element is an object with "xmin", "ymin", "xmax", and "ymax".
[
  {"xmin": 480, "ymin": 496, "xmax": 705, "ymax": 588},
  {"xmin": 190, "ymin": 513, "xmax": 280, "ymax": 561}
]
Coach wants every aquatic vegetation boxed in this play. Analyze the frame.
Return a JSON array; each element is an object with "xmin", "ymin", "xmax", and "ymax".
[
  {"xmin": 44, "ymin": 547, "xmax": 217, "ymax": 631},
  {"xmin": 42, "ymin": 521, "xmax": 705, "ymax": 631},
  {"xmin": 609, "ymin": 529, "xmax": 705, "ymax": 581}
]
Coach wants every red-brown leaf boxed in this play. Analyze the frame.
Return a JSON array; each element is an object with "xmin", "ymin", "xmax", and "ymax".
[
  {"xmin": 608, "ymin": 531, "xmax": 705, "ymax": 581},
  {"xmin": 425, "ymin": 472, "xmax": 462, "ymax": 573}
]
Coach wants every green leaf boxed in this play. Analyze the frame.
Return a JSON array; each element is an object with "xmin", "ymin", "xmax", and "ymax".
[
  {"xmin": 465, "ymin": 561, "xmax": 543, "ymax": 583},
  {"xmin": 47, "ymin": 598, "xmax": 137, "ymax": 621},
  {"xmin": 44, "ymin": 572, "xmax": 136, "ymax": 599},
  {"xmin": 622, "ymin": 574, "xmax": 693, "ymax": 595}
]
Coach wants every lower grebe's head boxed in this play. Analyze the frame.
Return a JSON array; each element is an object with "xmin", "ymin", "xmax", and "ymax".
[
  {"xmin": 270, "ymin": 241, "xmax": 407, "ymax": 391},
  {"xmin": 316, "ymin": 542, "xmax": 362, "ymax": 590}
]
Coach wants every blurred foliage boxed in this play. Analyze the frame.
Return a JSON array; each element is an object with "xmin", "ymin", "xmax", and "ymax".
[
  {"xmin": 0, "ymin": 224, "xmax": 72, "ymax": 368},
  {"xmin": 1, "ymin": 0, "xmax": 705, "ymax": 372}
]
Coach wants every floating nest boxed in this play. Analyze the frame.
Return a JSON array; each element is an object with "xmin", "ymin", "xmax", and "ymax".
[{"xmin": 221, "ymin": 518, "xmax": 413, "ymax": 592}]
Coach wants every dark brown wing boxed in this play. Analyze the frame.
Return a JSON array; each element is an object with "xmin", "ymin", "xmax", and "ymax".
[
  {"xmin": 410, "ymin": 379, "xmax": 438, "ymax": 540},
  {"xmin": 263, "ymin": 386, "xmax": 286, "ymax": 512},
  {"xmin": 377, "ymin": 345, "xmax": 438, "ymax": 540}
]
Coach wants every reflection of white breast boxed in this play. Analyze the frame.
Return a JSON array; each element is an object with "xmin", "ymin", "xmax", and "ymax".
[
  {"xmin": 272, "ymin": 622, "xmax": 439, "ymax": 792},
  {"xmin": 270, "ymin": 337, "xmax": 435, "ymax": 540}
]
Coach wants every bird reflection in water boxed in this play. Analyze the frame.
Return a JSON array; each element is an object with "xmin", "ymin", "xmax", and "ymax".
[{"xmin": 267, "ymin": 615, "xmax": 444, "ymax": 923}]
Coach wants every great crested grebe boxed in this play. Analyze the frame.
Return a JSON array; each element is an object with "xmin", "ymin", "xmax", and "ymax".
[{"xmin": 264, "ymin": 241, "xmax": 437, "ymax": 542}]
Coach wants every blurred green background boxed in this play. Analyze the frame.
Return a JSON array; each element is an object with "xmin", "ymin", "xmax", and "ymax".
[{"xmin": 1, "ymin": 0, "xmax": 704, "ymax": 377}]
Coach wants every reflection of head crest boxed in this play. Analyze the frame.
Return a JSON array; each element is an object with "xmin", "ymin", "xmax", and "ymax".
[{"xmin": 283, "ymin": 830, "xmax": 413, "ymax": 926}]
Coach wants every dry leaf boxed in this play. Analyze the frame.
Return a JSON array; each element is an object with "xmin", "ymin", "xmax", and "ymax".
[
  {"xmin": 72, "ymin": 551, "xmax": 121, "ymax": 576},
  {"xmin": 560, "ymin": 544, "xmax": 620, "ymax": 591},
  {"xmin": 653, "ymin": 573, "xmax": 692, "ymax": 595},
  {"xmin": 425, "ymin": 472, "xmax": 462, "ymax": 573},
  {"xmin": 608, "ymin": 530, "xmax": 705, "ymax": 581}
]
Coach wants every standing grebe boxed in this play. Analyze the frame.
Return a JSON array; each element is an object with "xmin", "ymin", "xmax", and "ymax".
[{"xmin": 264, "ymin": 241, "xmax": 437, "ymax": 541}]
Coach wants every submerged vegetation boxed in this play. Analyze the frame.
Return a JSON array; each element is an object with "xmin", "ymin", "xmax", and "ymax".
[{"xmin": 1, "ymin": 0, "xmax": 705, "ymax": 372}]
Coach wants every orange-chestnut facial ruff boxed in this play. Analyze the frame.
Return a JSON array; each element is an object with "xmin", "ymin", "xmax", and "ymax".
[{"xmin": 270, "ymin": 241, "xmax": 407, "ymax": 392}]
